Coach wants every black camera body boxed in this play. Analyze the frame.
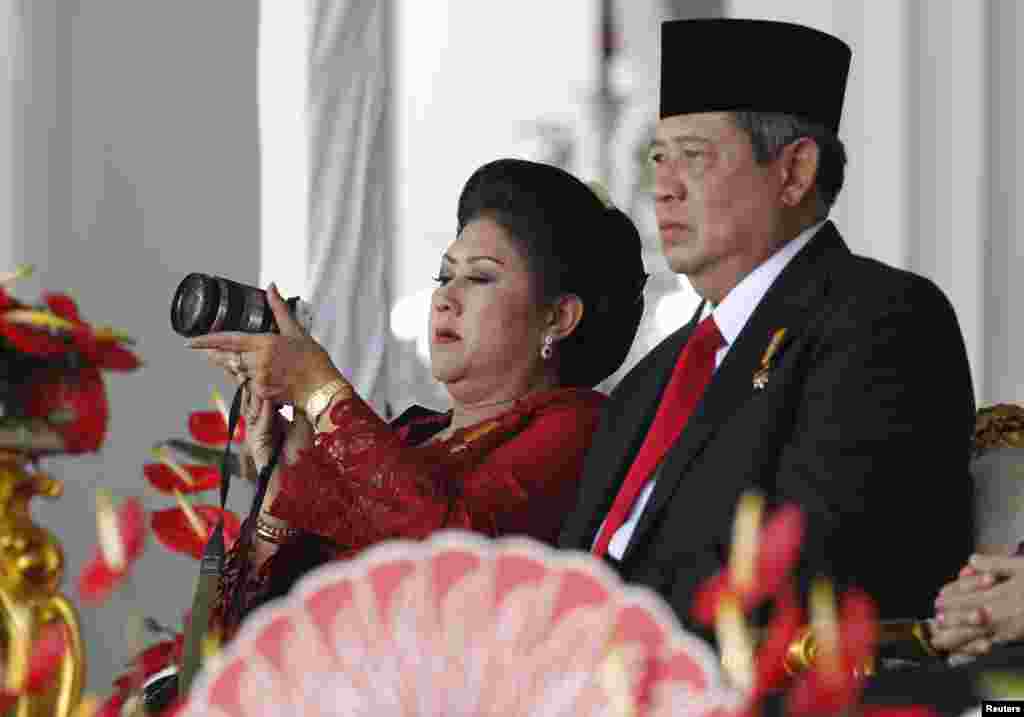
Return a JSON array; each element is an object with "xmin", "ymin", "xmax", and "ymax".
[{"xmin": 170, "ymin": 273, "xmax": 312, "ymax": 337}]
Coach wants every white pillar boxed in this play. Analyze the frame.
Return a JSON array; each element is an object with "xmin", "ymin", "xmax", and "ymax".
[
  {"xmin": 0, "ymin": 1, "xmax": 20, "ymax": 273},
  {"xmin": 908, "ymin": 0, "xmax": 987, "ymax": 404},
  {"xmin": 985, "ymin": 0, "xmax": 1024, "ymax": 405}
]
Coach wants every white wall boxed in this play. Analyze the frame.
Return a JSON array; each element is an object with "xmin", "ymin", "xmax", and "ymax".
[{"xmin": 5, "ymin": 0, "xmax": 260, "ymax": 694}]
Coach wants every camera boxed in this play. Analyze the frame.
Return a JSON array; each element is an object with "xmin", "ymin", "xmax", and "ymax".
[{"xmin": 170, "ymin": 273, "xmax": 313, "ymax": 337}]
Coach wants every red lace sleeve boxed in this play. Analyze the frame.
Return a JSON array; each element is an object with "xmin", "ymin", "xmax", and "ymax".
[{"xmin": 267, "ymin": 388, "xmax": 604, "ymax": 549}]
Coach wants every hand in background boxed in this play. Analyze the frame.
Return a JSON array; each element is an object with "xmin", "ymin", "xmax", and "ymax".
[{"xmin": 933, "ymin": 554, "xmax": 1024, "ymax": 657}]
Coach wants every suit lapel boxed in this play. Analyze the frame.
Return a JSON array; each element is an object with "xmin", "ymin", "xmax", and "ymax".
[
  {"xmin": 622, "ymin": 223, "xmax": 849, "ymax": 562},
  {"xmin": 563, "ymin": 302, "xmax": 704, "ymax": 549}
]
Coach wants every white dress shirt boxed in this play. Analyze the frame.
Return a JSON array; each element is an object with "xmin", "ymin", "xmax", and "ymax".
[{"xmin": 599, "ymin": 220, "xmax": 826, "ymax": 559}]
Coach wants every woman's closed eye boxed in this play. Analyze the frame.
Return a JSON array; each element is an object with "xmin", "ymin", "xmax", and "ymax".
[{"xmin": 432, "ymin": 274, "xmax": 493, "ymax": 286}]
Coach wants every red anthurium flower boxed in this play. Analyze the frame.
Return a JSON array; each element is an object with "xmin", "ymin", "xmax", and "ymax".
[
  {"xmin": 188, "ymin": 387, "xmax": 246, "ymax": 445},
  {"xmin": 188, "ymin": 410, "xmax": 245, "ymax": 446},
  {"xmin": 78, "ymin": 494, "xmax": 147, "ymax": 605},
  {"xmin": 0, "ymin": 306, "xmax": 72, "ymax": 356},
  {"xmin": 137, "ymin": 635, "xmax": 184, "ymax": 680},
  {"xmin": 692, "ymin": 503, "xmax": 805, "ymax": 625},
  {"xmin": 751, "ymin": 585, "xmax": 805, "ymax": 699},
  {"xmin": 21, "ymin": 365, "xmax": 109, "ymax": 454},
  {"xmin": 152, "ymin": 497, "xmax": 240, "ymax": 559},
  {"xmin": 91, "ymin": 692, "xmax": 127, "ymax": 717},
  {"xmin": 144, "ymin": 461, "xmax": 221, "ymax": 495},
  {"xmin": 43, "ymin": 292, "xmax": 82, "ymax": 323},
  {"xmin": 43, "ymin": 292, "xmax": 140, "ymax": 371},
  {"xmin": 110, "ymin": 633, "xmax": 185, "ymax": 700},
  {"xmin": 787, "ymin": 586, "xmax": 879, "ymax": 717}
]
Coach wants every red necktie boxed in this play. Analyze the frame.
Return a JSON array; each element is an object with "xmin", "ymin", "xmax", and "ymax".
[{"xmin": 592, "ymin": 315, "xmax": 724, "ymax": 557}]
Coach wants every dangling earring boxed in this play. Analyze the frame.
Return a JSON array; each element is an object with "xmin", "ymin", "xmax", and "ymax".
[{"xmin": 540, "ymin": 334, "xmax": 554, "ymax": 360}]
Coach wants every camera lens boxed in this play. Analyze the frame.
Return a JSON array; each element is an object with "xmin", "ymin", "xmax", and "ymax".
[
  {"xmin": 171, "ymin": 273, "xmax": 220, "ymax": 337},
  {"xmin": 171, "ymin": 273, "xmax": 288, "ymax": 337}
]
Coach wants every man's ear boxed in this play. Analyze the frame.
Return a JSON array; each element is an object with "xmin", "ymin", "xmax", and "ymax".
[
  {"xmin": 547, "ymin": 294, "xmax": 585, "ymax": 342},
  {"xmin": 778, "ymin": 137, "xmax": 820, "ymax": 208}
]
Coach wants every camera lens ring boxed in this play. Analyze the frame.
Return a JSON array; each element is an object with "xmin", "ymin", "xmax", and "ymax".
[
  {"xmin": 211, "ymin": 277, "xmax": 232, "ymax": 334},
  {"xmin": 242, "ymin": 287, "xmax": 268, "ymax": 333},
  {"xmin": 171, "ymin": 273, "xmax": 219, "ymax": 337}
]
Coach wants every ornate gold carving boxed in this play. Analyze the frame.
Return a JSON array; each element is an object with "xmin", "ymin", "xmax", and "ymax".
[
  {"xmin": 781, "ymin": 625, "xmax": 876, "ymax": 678},
  {"xmin": 974, "ymin": 404, "xmax": 1024, "ymax": 458},
  {"xmin": 0, "ymin": 450, "xmax": 85, "ymax": 716},
  {"xmin": 783, "ymin": 625, "xmax": 817, "ymax": 675}
]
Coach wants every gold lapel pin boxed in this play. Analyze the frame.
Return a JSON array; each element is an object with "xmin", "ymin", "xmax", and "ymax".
[{"xmin": 752, "ymin": 328, "xmax": 787, "ymax": 391}]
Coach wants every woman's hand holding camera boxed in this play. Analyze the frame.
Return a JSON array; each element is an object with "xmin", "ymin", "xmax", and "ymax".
[{"xmin": 186, "ymin": 283, "xmax": 345, "ymax": 411}]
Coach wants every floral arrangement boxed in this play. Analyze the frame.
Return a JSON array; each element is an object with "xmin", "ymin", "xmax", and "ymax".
[
  {"xmin": 690, "ymin": 492, "xmax": 881, "ymax": 717},
  {"xmin": 0, "ymin": 265, "xmax": 140, "ymax": 456},
  {"xmin": 74, "ymin": 391, "xmax": 244, "ymax": 716}
]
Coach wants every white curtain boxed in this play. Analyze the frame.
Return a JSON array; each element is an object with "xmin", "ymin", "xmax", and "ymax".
[
  {"xmin": 261, "ymin": 0, "xmax": 393, "ymax": 415},
  {"xmin": 306, "ymin": 0, "xmax": 392, "ymax": 415}
]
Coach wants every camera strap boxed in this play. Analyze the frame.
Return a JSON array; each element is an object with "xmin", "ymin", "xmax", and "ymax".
[{"xmin": 178, "ymin": 382, "xmax": 284, "ymax": 696}]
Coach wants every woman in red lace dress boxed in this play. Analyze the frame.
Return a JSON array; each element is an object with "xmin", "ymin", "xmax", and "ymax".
[{"xmin": 188, "ymin": 159, "xmax": 648, "ymax": 639}]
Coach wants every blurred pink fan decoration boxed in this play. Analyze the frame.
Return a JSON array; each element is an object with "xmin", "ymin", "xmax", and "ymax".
[{"xmin": 181, "ymin": 531, "xmax": 741, "ymax": 716}]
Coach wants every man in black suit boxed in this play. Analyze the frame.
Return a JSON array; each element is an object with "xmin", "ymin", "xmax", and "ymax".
[{"xmin": 559, "ymin": 18, "xmax": 975, "ymax": 638}]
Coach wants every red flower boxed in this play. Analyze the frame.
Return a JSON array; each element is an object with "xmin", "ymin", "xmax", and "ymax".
[
  {"xmin": 137, "ymin": 635, "xmax": 184, "ymax": 680},
  {"xmin": 0, "ymin": 291, "xmax": 139, "ymax": 369},
  {"xmin": 152, "ymin": 501, "xmax": 241, "ymax": 559},
  {"xmin": 20, "ymin": 365, "xmax": 109, "ymax": 454},
  {"xmin": 0, "ymin": 290, "xmax": 69, "ymax": 357},
  {"xmin": 92, "ymin": 691, "xmax": 127, "ymax": 717},
  {"xmin": 692, "ymin": 503, "xmax": 804, "ymax": 625},
  {"xmin": 78, "ymin": 495, "xmax": 147, "ymax": 605},
  {"xmin": 43, "ymin": 292, "xmax": 140, "ymax": 371},
  {"xmin": 787, "ymin": 586, "xmax": 878, "ymax": 717},
  {"xmin": 752, "ymin": 585, "xmax": 805, "ymax": 699},
  {"xmin": 188, "ymin": 409, "xmax": 245, "ymax": 446},
  {"xmin": 109, "ymin": 633, "xmax": 184, "ymax": 703},
  {"xmin": 143, "ymin": 462, "xmax": 221, "ymax": 495}
]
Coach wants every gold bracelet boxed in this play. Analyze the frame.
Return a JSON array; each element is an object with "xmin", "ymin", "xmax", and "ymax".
[
  {"xmin": 255, "ymin": 516, "xmax": 300, "ymax": 545},
  {"xmin": 303, "ymin": 378, "xmax": 352, "ymax": 428}
]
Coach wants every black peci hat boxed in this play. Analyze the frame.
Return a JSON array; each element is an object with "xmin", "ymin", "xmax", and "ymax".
[{"xmin": 660, "ymin": 19, "xmax": 852, "ymax": 134}]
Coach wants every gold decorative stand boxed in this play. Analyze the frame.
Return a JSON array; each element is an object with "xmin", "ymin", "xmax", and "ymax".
[{"xmin": 0, "ymin": 450, "xmax": 85, "ymax": 717}]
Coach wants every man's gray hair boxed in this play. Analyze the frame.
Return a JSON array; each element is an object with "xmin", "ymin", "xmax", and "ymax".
[{"xmin": 731, "ymin": 112, "xmax": 847, "ymax": 220}]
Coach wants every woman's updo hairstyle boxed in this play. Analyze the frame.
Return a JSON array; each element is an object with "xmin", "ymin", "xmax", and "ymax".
[{"xmin": 456, "ymin": 158, "xmax": 647, "ymax": 388}]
